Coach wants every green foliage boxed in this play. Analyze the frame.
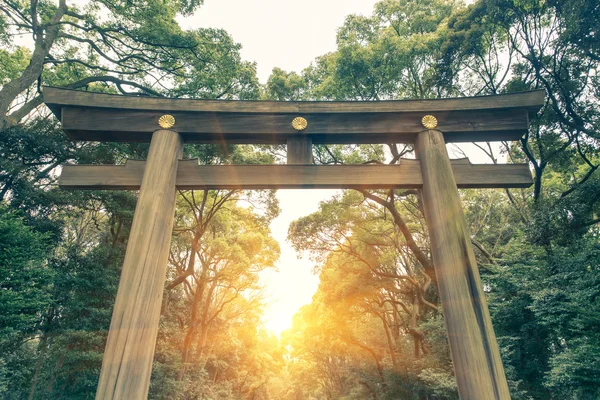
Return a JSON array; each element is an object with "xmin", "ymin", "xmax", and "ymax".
[
  {"xmin": 0, "ymin": 0, "xmax": 261, "ymax": 130},
  {"xmin": 268, "ymin": 0, "xmax": 461, "ymax": 101},
  {"xmin": 0, "ymin": 0, "xmax": 272, "ymax": 394},
  {"xmin": 0, "ymin": 47, "xmax": 30, "ymax": 84},
  {"xmin": 264, "ymin": 0, "xmax": 600, "ymax": 397},
  {"xmin": 0, "ymin": 207, "xmax": 52, "ymax": 353},
  {"xmin": 150, "ymin": 197, "xmax": 281, "ymax": 398},
  {"xmin": 264, "ymin": 67, "xmax": 308, "ymax": 100},
  {"xmin": 286, "ymin": 190, "xmax": 453, "ymax": 398}
]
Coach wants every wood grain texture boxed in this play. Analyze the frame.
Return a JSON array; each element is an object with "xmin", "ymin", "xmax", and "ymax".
[
  {"xmin": 415, "ymin": 129, "xmax": 511, "ymax": 400},
  {"xmin": 44, "ymin": 86, "xmax": 545, "ymax": 114},
  {"xmin": 287, "ymin": 136, "xmax": 313, "ymax": 164},
  {"xmin": 95, "ymin": 130, "xmax": 183, "ymax": 400},
  {"xmin": 59, "ymin": 106, "xmax": 529, "ymax": 143},
  {"xmin": 43, "ymin": 87, "xmax": 545, "ymax": 144},
  {"xmin": 59, "ymin": 159, "xmax": 532, "ymax": 190}
]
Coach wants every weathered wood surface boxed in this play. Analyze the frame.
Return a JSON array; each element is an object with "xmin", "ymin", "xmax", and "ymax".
[
  {"xmin": 44, "ymin": 86, "xmax": 544, "ymax": 114},
  {"xmin": 96, "ymin": 129, "xmax": 183, "ymax": 400},
  {"xmin": 43, "ymin": 87, "xmax": 545, "ymax": 144},
  {"xmin": 56, "ymin": 107, "xmax": 528, "ymax": 143},
  {"xmin": 415, "ymin": 129, "xmax": 511, "ymax": 400},
  {"xmin": 287, "ymin": 136, "xmax": 313, "ymax": 164},
  {"xmin": 59, "ymin": 159, "xmax": 532, "ymax": 190}
]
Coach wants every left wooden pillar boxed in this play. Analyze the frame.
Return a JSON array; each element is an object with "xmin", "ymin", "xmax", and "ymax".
[{"xmin": 96, "ymin": 129, "xmax": 183, "ymax": 399}]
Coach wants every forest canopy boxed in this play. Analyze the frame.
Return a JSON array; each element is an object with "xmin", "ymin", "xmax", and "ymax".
[{"xmin": 1, "ymin": 0, "xmax": 599, "ymax": 399}]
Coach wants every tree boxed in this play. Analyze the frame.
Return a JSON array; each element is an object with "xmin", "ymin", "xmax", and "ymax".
[
  {"xmin": 287, "ymin": 191, "xmax": 455, "ymax": 399},
  {"xmin": 263, "ymin": 67, "xmax": 308, "ymax": 101},
  {"xmin": 2, "ymin": 0, "xmax": 599, "ymax": 397},
  {"xmin": 441, "ymin": 1, "xmax": 600, "ymax": 397},
  {"xmin": 0, "ymin": 0, "xmax": 259, "ymax": 128},
  {"xmin": 297, "ymin": 0, "xmax": 459, "ymax": 101},
  {"xmin": 0, "ymin": 206, "xmax": 52, "ymax": 356},
  {"xmin": 150, "ymin": 196, "xmax": 280, "ymax": 398}
]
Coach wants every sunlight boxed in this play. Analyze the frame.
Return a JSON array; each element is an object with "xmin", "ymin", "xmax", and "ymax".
[
  {"xmin": 257, "ymin": 147, "xmax": 501, "ymax": 337},
  {"xmin": 260, "ymin": 189, "xmax": 339, "ymax": 335}
]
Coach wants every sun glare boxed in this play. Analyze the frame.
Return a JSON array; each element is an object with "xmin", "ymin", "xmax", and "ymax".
[{"xmin": 260, "ymin": 189, "xmax": 339, "ymax": 336}]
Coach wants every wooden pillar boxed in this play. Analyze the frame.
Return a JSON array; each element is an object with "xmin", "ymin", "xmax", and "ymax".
[
  {"xmin": 96, "ymin": 129, "xmax": 183, "ymax": 399},
  {"xmin": 415, "ymin": 129, "xmax": 511, "ymax": 400},
  {"xmin": 287, "ymin": 136, "xmax": 313, "ymax": 164}
]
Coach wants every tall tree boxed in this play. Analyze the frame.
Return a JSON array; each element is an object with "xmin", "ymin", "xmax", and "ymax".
[
  {"xmin": 287, "ymin": 191, "xmax": 455, "ymax": 399},
  {"xmin": 0, "ymin": 0, "xmax": 259, "ymax": 128}
]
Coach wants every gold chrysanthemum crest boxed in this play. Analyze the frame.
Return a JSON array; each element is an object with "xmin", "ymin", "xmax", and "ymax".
[
  {"xmin": 158, "ymin": 114, "xmax": 176, "ymax": 129},
  {"xmin": 421, "ymin": 115, "xmax": 438, "ymax": 129},
  {"xmin": 291, "ymin": 116, "xmax": 308, "ymax": 131}
]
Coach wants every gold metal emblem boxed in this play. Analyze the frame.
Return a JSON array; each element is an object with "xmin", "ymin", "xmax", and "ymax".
[
  {"xmin": 421, "ymin": 115, "xmax": 438, "ymax": 129},
  {"xmin": 291, "ymin": 116, "xmax": 308, "ymax": 131},
  {"xmin": 158, "ymin": 114, "xmax": 175, "ymax": 129}
]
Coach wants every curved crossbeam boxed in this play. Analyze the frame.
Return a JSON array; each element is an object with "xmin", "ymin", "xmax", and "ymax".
[{"xmin": 44, "ymin": 87, "xmax": 545, "ymax": 144}]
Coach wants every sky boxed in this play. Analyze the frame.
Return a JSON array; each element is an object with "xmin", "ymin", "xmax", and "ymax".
[
  {"xmin": 259, "ymin": 190, "xmax": 339, "ymax": 334},
  {"xmin": 180, "ymin": 0, "xmax": 380, "ymax": 335},
  {"xmin": 179, "ymin": 0, "xmax": 381, "ymax": 83}
]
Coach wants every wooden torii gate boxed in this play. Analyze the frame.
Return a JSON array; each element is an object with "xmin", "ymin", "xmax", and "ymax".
[{"xmin": 44, "ymin": 87, "xmax": 544, "ymax": 400}]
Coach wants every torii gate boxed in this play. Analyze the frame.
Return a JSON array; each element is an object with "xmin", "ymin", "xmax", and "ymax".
[{"xmin": 44, "ymin": 87, "xmax": 544, "ymax": 400}]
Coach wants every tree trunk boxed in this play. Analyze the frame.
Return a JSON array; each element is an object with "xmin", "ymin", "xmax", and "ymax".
[
  {"xmin": 27, "ymin": 333, "xmax": 48, "ymax": 400},
  {"xmin": 0, "ymin": 2, "xmax": 67, "ymax": 127}
]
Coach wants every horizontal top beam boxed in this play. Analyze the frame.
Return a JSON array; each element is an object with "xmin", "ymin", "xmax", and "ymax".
[
  {"xmin": 43, "ymin": 87, "xmax": 545, "ymax": 144},
  {"xmin": 44, "ymin": 87, "xmax": 545, "ymax": 114}
]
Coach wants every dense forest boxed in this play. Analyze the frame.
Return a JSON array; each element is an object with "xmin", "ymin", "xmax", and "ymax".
[{"xmin": 1, "ymin": 0, "xmax": 599, "ymax": 399}]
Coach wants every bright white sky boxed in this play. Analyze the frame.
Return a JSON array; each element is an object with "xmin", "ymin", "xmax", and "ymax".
[
  {"xmin": 180, "ymin": 0, "xmax": 381, "ymax": 335},
  {"xmin": 179, "ymin": 0, "xmax": 381, "ymax": 83}
]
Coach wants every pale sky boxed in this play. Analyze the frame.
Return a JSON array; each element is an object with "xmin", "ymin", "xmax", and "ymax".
[{"xmin": 179, "ymin": 0, "xmax": 381, "ymax": 83}]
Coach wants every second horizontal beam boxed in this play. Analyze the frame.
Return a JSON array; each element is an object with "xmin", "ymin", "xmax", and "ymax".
[{"xmin": 59, "ymin": 159, "xmax": 532, "ymax": 190}]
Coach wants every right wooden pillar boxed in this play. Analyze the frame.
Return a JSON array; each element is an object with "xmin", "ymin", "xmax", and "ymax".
[{"xmin": 415, "ymin": 129, "xmax": 511, "ymax": 399}]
